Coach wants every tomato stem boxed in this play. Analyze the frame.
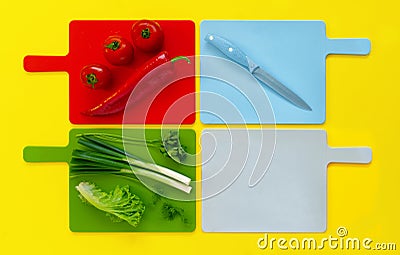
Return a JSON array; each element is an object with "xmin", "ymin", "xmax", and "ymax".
[
  {"xmin": 105, "ymin": 41, "xmax": 120, "ymax": 51},
  {"xmin": 141, "ymin": 28, "xmax": 151, "ymax": 39},
  {"xmin": 170, "ymin": 56, "xmax": 191, "ymax": 64},
  {"xmin": 86, "ymin": 73, "xmax": 98, "ymax": 89}
]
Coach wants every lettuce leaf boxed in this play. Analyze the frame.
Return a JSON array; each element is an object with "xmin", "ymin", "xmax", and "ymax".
[{"xmin": 76, "ymin": 182, "xmax": 145, "ymax": 227}]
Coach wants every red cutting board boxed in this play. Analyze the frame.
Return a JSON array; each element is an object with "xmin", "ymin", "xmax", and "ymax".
[{"xmin": 24, "ymin": 20, "xmax": 195, "ymax": 124}]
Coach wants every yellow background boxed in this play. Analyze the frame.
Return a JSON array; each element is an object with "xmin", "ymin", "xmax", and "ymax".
[{"xmin": 1, "ymin": 0, "xmax": 399, "ymax": 254}]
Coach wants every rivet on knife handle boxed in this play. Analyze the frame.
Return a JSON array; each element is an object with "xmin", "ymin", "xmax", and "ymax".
[{"xmin": 205, "ymin": 33, "xmax": 250, "ymax": 68}]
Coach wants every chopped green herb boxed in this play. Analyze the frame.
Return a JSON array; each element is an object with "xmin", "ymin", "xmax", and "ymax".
[{"xmin": 162, "ymin": 203, "xmax": 187, "ymax": 223}]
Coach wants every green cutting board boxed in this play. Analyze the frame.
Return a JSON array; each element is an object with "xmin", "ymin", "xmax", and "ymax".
[{"xmin": 24, "ymin": 128, "xmax": 196, "ymax": 232}]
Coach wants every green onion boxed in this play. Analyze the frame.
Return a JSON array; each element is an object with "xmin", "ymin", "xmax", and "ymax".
[
  {"xmin": 127, "ymin": 167, "xmax": 192, "ymax": 194},
  {"xmin": 126, "ymin": 157, "xmax": 190, "ymax": 185},
  {"xmin": 70, "ymin": 132, "xmax": 192, "ymax": 194},
  {"xmin": 77, "ymin": 130, "xmax": 188, "ymax": 163}
]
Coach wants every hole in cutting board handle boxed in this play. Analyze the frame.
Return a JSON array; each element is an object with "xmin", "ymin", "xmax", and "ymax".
[{"xmin": 326, "ymin": 147, "xmax": 372, "ymax": 164}]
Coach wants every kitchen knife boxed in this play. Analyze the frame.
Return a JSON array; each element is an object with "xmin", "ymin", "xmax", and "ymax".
[{"xmin": 204, "ymin": 33, "xmax": 312, "ymax": 111}]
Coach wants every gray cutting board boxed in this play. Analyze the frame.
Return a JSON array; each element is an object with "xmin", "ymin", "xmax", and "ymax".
[{"xmin": 201, "ymin": 129, "xmax": 372, "ymax": 232}]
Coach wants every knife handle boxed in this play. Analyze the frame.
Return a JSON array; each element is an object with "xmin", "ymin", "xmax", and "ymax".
[{"xmin": 204, "ymin": 33, "xmax": 249, "ymax": 68}]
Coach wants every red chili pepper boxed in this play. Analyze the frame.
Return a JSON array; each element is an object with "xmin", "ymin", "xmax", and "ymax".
[{"xmin": 82, "ymin": 51, "xmax": 190, "ymax": 116}]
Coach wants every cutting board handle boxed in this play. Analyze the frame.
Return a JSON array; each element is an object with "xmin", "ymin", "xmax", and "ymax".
[
  {"xmin": 23, "ymin": 146, "xmax": 70, "ymax": 163},
  {"xmin": 327, "ymin": 147, "xmax": 372, "ymax": 164},
  {"xmin": 24, "ymin": 55, "xmax": 70, "ymax": 72},
  {"xmin": 326, "ymin": 38, "xmax": 371, "ymax": 55}
]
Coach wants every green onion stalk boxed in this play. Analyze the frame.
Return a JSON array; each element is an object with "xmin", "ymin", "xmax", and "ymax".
[{"xmin": 70, "ymin": 131, "xmax": 192, "ymax": 194}]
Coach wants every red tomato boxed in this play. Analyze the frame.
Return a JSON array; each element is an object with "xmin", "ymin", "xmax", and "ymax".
[
  {"xmin": 103, "ymin": 36, "xmax": 134, "ymax": 65},
  {"xmin": 131, "ymin": 20, "xmax": 164, "ymax": 53},
  {"xmin": 80, "ymin": 64, "xmax": 112, "ymax": 89}
]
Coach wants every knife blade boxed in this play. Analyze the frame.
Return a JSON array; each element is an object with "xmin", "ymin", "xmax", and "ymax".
[{"xmin": 204, "ymin": 33, "xmax": 312, "ymax": 111}]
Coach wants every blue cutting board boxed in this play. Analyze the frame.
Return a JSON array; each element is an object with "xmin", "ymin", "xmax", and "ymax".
[{"xmin": 200, "ymin": 20, "xmax": 370, "ymax": 124}]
